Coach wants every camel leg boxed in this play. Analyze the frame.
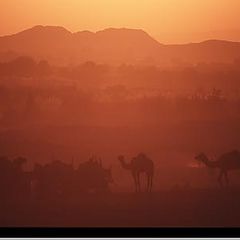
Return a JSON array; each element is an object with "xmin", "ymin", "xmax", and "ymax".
[
  {"xmin": 150, "ymin": 175, "xmax": 153, "ymax": 193},
  {"xmin": 147, "ymin": 174, "xmax": 150, "ymax": 192},
  {"xmin": 133, "ymin": 175, "xmax": 138, "ymax": 193},
  {"xmin": 137, "ymin": 173, "xmax": 141, "ymax": 192},
  {"xmin": 218, "ymin": 170, "xmax": 224, "ymax": 188},
  {"xmin": 224, "ymin": 171, "xmax": 229, "ymax": 187}
]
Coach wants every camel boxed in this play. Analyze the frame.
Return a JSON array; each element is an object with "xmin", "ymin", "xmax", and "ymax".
[
  {"xmin": 76, "ymin": 156, "xmax": 113, "ymax": 193},
  {"xmin": 118, "ymin": 153, "xmax": 154, "ymax": 192},
  {"xmin": 195, "ymin": 150, "xmax": 240, "ymax": 187}
]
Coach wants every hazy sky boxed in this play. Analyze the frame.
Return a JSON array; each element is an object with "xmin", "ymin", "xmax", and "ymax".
[{"xmin": 0, "ymin": 0, "xmax": 240, "ymax": 43}]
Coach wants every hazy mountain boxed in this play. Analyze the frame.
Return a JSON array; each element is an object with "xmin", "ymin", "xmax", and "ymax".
[
  {"xmin": 162, "ymin": 40, "xmax": 240, "ymax": 66},
  {"xmin": 0, "ymin": 26, "xmax": 72, "ymax": 64},
  {"xmin": 1, "ymin": 25, "xmax": 240, "ymax": 66}
]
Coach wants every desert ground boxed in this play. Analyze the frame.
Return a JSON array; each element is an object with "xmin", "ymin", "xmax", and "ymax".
[{"xmin": 1, "ymin": 187, "xmax": 240, "ymax": 227}]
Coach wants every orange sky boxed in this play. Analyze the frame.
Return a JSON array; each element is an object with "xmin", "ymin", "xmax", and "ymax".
[{"xmin": 0, "ymin": 0, "xmax": 240, "ymax": 43}]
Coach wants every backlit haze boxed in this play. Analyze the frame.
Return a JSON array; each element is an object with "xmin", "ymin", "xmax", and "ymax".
[
  {"xmin": 1, "ymin": 0, "xmax": 240, "ymax": 43},
  {"xmin": 2, "ymin": 0, "xmax": 240, "ymax": 228}
]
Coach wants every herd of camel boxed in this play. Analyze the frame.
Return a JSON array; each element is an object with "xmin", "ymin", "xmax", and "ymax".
[
  {"xmin": 1, "ymin": 150, "xmax": 240, "ymax": 195},
  {"xmin": 121, "ymin": 150, "xmax": 240, "ymax": 192}
]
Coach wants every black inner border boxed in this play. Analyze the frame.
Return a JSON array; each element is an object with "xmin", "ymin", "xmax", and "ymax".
[{"xmin": 0, "ymin": 227, "xmax": 240, "ymax": 238}]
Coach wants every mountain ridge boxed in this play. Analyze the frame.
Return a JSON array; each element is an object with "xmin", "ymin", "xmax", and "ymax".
[
  {"xmin": 0, "ymin": 25, "xmax": 240, "ymax": 66},
  {"xmin": 2, "ymin": 25, "xmax": 240, "ymax": 45}
]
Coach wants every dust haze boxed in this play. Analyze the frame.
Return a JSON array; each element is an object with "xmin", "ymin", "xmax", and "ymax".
[{"xmin": 1, "ymin": 26, "xmax": 240, "ymax": 227}]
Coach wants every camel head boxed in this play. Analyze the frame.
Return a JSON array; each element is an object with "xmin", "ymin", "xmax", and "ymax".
[
  {"xmin": 12, "ymin": 156, "xmax": 27, "ymax": 170},
  {"xmin": 118, "ymin": 155, "xmax": 125, "ymax": 164},
  {"xmin": 195, "ymin": 153, "xmax": 208, "ymax": 164},
  {"xmin": 118, "ymin": 155, "xmax": 132, "ymax": 170}
]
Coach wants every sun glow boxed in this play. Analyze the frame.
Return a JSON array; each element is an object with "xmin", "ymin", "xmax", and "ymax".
[{"xmin": 0, "ymin": 0, "xmax": 240, "ymax": 43}]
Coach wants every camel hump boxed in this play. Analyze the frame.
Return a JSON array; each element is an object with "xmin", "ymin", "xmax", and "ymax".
[
  {"xmin": 227, "ymin": 149, "xmax": 240, "ymax": 156},
  {"xmin": 220, "ymin": 149, "xmax": 240, "ymax": 160},
  {"xmin": 136, "ymin": 152, "xmax": 148, "ymax": 161},
  {"xmin": 136, "ymin": 153, "xmax": 153, "ymax": 165},
  {"xmin": 137, "ymin": 152, "xmax": 146, "ymax": 158},
  {"xmin": 232, "ymin": 149, "xmax": 240, "ymax": 154}
]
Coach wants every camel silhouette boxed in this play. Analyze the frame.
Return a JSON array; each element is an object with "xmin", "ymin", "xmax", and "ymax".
[
  {"xmin": 76, "ymin": 156, "xmax": 113, "ymax": 193},
  {"xmin": 195, "ymin": 150, "xmax": 240, "ymax": 187},
  {"xmin": 118, "ymin": 153, "xmax": 154, "ymax": 192}
]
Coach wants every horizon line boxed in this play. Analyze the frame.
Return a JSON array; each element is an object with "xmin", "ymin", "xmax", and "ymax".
[{"xmin": 0, "ymin": 24, "xmax": 240, "ymax": 45}]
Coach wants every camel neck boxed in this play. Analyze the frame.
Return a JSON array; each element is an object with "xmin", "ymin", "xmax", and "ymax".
[
  {"xmin": 203, "ymin": 157, "xmax": 219, "ymax": 168},
  {"xmin": 120, "ymin": 160, "xmax": 132, "ymax": 170}
]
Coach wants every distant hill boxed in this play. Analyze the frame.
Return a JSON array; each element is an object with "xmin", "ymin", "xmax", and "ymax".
[{"xmin": 1, "ymin": 25, "xmax": 240, "ymax": 66}]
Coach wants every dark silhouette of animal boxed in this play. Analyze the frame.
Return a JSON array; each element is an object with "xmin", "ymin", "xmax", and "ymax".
[
  {"xmin": 118, "ymin": 153, "xmax": 154, "ymax": 192},
  {"xmin": 0, "ymin": 154, "xmax": 113, "ymax": 200},
  {"xmin": 0, "ymin": 156, "xmax": 31, "ymax": 199},
  {"xmin": 32, "ymin": 160, "xmax": 74, "ymax": 198},
  {"xmin": 195, "ymin": 150, "xmax": 240, "ymax": 187},
  {"xmin": 76, "ymin": 156, "xmax": 113, "ymax": 194}
]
